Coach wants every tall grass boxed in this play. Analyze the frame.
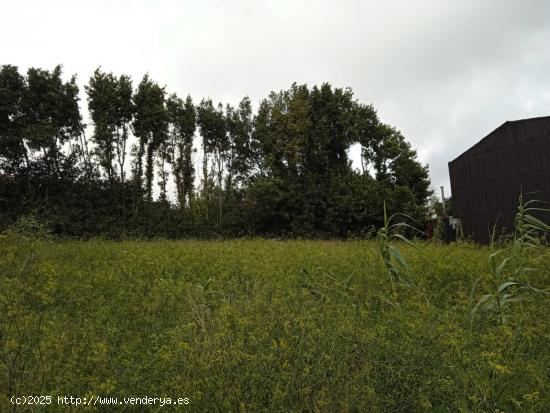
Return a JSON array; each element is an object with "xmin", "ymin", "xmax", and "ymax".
[
  {"xmin": 471, "ymin": 195, "xmax": 549, "ymax": 326},
  {"xmin": 0, "ymin": 203, "xmax": 548, "ymax": 411},
  {"xmin": 376, "ymin": 201, "xmax": 419, "ymax": 288}
]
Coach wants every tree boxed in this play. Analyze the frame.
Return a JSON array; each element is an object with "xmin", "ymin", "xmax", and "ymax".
[
  {"xmin": 306, "ymin": 83, "xmax": 355, "ymax": 176},
  {"xmin": 252, "ymin": 84, "xmax": 311, "ymax": 179},
  {"xmin": 180, "ymin": 96, "xmax": 196, "ymax": 206},
  {"xmin": 23, "ymin": 65, "xmax": 82, "ymax": 180},
  {"xmin": 372, "ymin": 126, "xmax": 430, "ymax": 207},
  {"xmin": 86, "ymin": 69, "xmax": 118, "ymax": 184},
  {"xmin": 132, "ymin": 74, "xmax": 168, "ymax": 202},
  {"xmin": 86, "ymin": 68, "xmax": 134, "ymax": 228},
  {"xmin": 2, "ymin": 69, "xmax": 434, "ymax": 238},
  {"xmin": 197, "ymin": 99, "xmax": 226, "ymax": 223},
  {"xmin": 0, "ymin": 65, "xmax": 27, "ymax": 175},
  {"xmin": 115, "ymin": 74, "xmax": 133, "ymax": 185},
  {"xmin": 225, "ymin": 98, "xmax": 255, "ymax": 190},
  {"xmin": 167, "ymin": 94, "xmax": 196, "ymax": 208}
]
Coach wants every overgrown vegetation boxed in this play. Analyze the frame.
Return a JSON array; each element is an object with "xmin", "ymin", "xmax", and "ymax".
[
  {"xmin": 1, "ymin": 64, "xmax": 431, "ymax": 238},
  {"xmin": 376, "ymin": 201, "xmax": 419, "ymax": 287},
  {"xmin": 1, "ymin": 234, "xmax": 548, "ymax": 412},
  {"xmin": 2, "ymin": 64, "xmax": 549, "ymax": 412},
  {"xmin": 470, "ymin": 196, "xmax": 549, "ymax": 326}
]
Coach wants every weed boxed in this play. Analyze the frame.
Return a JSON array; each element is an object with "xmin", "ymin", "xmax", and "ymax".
[
  {"xmin": 376, "ymin": 201, "xmax": 419, "ymax": 287},
  {"xmin": 471, "ymin": 194, "xmax": 549, "ymax": 326}
]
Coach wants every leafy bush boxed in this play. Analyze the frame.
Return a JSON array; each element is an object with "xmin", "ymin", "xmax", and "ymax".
[{"xmin": 5, "ymin": 214, "xmax": 53, "ymax": 239}]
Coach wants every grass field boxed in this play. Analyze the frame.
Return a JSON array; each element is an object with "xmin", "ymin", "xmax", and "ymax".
[{"xmin": 1, "ymin": 234, "xmax": 549, "ymax": 412}]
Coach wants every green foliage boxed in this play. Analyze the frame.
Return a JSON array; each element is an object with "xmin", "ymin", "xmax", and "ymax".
[
  {"xmin": 197, "ymin": 99, "xmax": 227, "ymax": 225},
  {"xmin": 166, "ymin": 94, "xmax": 196, "ymax": 208},
  {"xmin": 0, "ymin": 237, "xmax": 549, "ymax": 411},
  {"xmin": 226, "ymin": 96, "xmax": 254, "ymax": 187},
  {"xmin": 513, "ymin": 194, "xmax": 550, "ymax": 248},
  {"xmin": 6, "ymin": 214, "xmax": 53, "ymax": 239},
  {"xmin": 2, "ymin": 64, "xmax": 433, "ymax": 238},
  {"xmin": 471, "ymin": 195, "xmax": 549, "ymax": 326},
  {"xmin": 86, "ymin": 68, "xmax": 134, "ymax": 184},
  {"xmin": 132, "ymin": 74, "xmax": 168, "ymax": 202},
  {"xmin": 0, "ymin": 65, "xmax": 27, "ymax": 174},
  {"xmin": 376, "ymin": 201, "xmax": 419, "ymax": 287}
]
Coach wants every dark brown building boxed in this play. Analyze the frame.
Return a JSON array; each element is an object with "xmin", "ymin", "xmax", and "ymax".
[{"xmin": 448, "ymin": 115, "xmax": 550, "ymax": 243}]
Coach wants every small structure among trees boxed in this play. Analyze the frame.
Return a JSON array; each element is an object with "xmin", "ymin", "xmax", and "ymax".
[{"xmin": 448, "ymin": 116, "xmax": 550, "ymax": 243}]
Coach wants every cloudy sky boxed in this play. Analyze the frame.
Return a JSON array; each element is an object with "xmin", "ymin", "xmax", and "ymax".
[{"xmin": 3, "ymin": 0, "xmax": 550, "ymax": 195}]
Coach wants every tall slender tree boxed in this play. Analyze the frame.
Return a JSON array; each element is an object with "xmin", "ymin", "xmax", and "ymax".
[
  {"xmin": 86, "ymin": 69, "xmax": 118, "ymax": 184},
  {"xmin": 132, "ymin": 74, "xmax": 168, "ymax": 202},
  {"xmin": 23, "ymin": 65, "xmax": 82, "ymax": 180},
  {"xmin": 225, "ymin": 96, "xmax": 253, "ymax": 189},
  {"xmin": 197, "ymin": 99, "xmax": 226, "ymax": 223},
  {"xmin": 167, "ymin": 94, "xmax": 196, "ymax": 208},
  {"xmin": 181, "ymin": 96, "xmax": 196, "ymax": 206},
  {"xmin": 87, "ymin": 69, "xmax": 133, "ymax": 187},
  {"xmin": 115, "ymin": 74, "xmax": 133, "ymax": 185}
]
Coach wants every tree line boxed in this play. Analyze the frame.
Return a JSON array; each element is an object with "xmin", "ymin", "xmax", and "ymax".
[{"xmin": 0, "ymin": 64, "xmax": 431, "ymax": 238}]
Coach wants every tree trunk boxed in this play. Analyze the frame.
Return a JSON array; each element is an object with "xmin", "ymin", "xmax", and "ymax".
[
  {"xmin": 136, "ymin": 140, "xmax": 145, "ymax": 197},
  {"xmin": 202, "ymin": 147, "xmax": 209, "ymax": 222},
  {"xmin": 145, "ymin": 141, "xmax": 155, "ymax": 202},
  {"xmin": 50, "ymin": 139, "xmax": 63, "ymax": 180},
  {"xmin": 217, "ymin": 153, "xmax": 223, "ymax": 226}
]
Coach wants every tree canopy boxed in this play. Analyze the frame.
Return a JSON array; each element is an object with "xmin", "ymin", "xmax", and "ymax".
[{"xmin": 0, "ymin": 64, "xmax": 432, "ymax": 237}]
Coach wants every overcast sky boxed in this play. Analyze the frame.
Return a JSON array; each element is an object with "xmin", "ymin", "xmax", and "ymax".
[{"xmin": 3, "ymin": 0, "xmax": 550, "ymax": 196}]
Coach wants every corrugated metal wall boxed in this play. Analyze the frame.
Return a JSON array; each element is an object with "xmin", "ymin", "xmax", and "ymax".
[{"xmin": 448, "ymin": 116, "xmax": 550, "ymax": 243}]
